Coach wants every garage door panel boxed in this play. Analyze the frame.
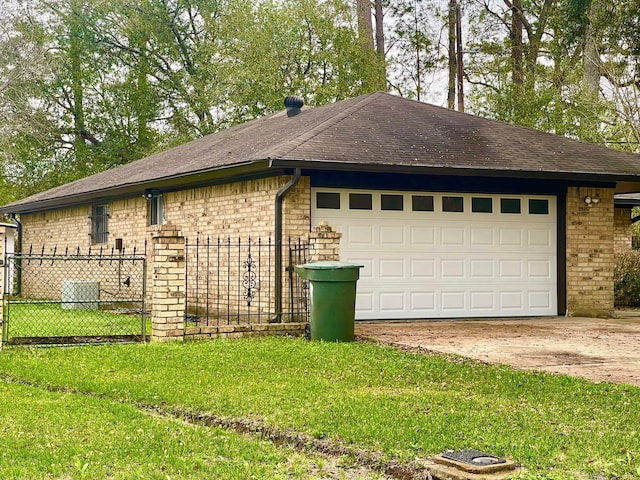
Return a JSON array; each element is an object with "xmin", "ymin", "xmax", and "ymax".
[
  {"xmin": 499, "ymin": 291, "xmax": 525, "ymax": 309},
  {"xmin": 410, "ymin": 259, "xmax": 436, "ymax": 278},
  {"xmin": 380, "ymin": 226, "xmax": 405, "ymax": 245},
  {"xmin": 344, "ymin": 257, "xmax": 374, "ymax": 279},
  {"xmin": 379, "ymin": 259, "xmax": 405, "ymax": 278},
  {"xmin": 410, "ymin": 292, "xmax": 436, "ymax": 312},
  {"xmin": 379, "ymin": 292, "xmax": 406, "ymax": 312},
  {"xmin": 411, "ymin": 227, "xmax": 436, "ymax": 245},
  {"xmin": 440, "ymin": 259, "xmax": 465, "ymax": 278},
  {"xmin": 312, "ymin": 188, "xmax": 557, "ymax": 319},
  {"xmin": 527, "ymin": 259, "xmax": 552, "ymax": 278},
  {"xmin": 470, "ymin": 291, "xmax": 495, "ymax": 310},
  {"xmin": 470, "ymin": 259, "xmax": 494, "ymax": 278},
  {"xmin": 528, "ymin": 291, "xmax": 552, "ymax": 309},
  {"xmin": 441, "ymin": 227, "xmax": 465, "ymax": 245},
  {"xmin": 470, "ymin": 228, "xmax": 494, "ymax": 246},
  {"xmin": 441, "ymin": 291, "xmax": 466, "ymax": 311},
  {"xmin": 499, "ymin": 229, "xmax": 523, "ymax": 246},
  {"xmin": 346, "ymin": 225, "xmax": 374, "ymax": 245},
  {"xmin": 355, "ymin": 292, "xmax": 374, "ymax": 313},
  {"xmin": 528, "ymin": 229, "xmax": 552, "ymax": 246}
]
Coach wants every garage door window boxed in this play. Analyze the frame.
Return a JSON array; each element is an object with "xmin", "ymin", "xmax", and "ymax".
[
  {"xmin": 442, "ymin": 196, "xmax": 464, "ymax": 212},
  {"xmin": 317, "ymin": 192, "xmax": 341, "ymax": 209},
  {"xmin": 412, "ymin": 195, "xmax": 434, "ymax": 212},
  {"xmin": 529, "ymin": 199, "xmax": 549, "ymax": 215},
  {"xmin": 381, "ymin": 194, "xmax": 404, "ymax": 211},
  {"xmin": 472, "ymin": 197, "xmax": 493, "ymax": 213},
  {"xmin": 500, "ymin": 198, "xmax": 521, "ymax": 214},
  {"xmin": 349, "ymin": 193, "xmax": 372, "ymax": 210}
]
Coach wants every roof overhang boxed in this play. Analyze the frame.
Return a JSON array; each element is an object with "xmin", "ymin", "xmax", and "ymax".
[
  {"xmin": 6, "ymin": 156, "xmax": 640, "ymax": 215},
  {"xmin": 270, "ymin": 158, "xmax": 640, "ymax": 191},
  {"xmin": 0, "ymin": 160, "xmax": 276, "ymax": 215}
]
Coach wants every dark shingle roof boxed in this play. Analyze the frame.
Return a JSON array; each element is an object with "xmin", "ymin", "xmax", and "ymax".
[{"xmin": 4, "ymin": 91, "xmax": 640, "ymax": 213}]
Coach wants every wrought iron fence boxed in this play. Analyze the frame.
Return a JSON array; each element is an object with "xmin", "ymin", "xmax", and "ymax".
[
  {"xmin": 184, "ymin": 237, "xmax": 309, "ymax": 326},
  {"xmin": 2, "ymin": 244, "xmax": 147, "ymax": 345}
]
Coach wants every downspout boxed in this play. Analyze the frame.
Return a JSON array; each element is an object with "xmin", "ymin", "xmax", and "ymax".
[
  {"xmin": 273, "ymin": 168, "xmax": 301, "ymax": 322},
  {"xmin": 9, "ymin": 213, "xmax": 22, "ymax": 295}
]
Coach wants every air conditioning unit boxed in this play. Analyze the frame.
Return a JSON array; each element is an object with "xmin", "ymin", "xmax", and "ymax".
[{"xmin": 61, "ymin": 281, "xmax": 100, "ymax": 310}]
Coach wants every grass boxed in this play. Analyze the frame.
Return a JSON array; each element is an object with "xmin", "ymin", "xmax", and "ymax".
[
  {"xmin": 1, "ymin": 337, "xmax": 639, "ymax": 479},
  {"xmin": 3, "ymin": 303, "xmax": 149, "ymax": 339},
  {"xmin": 0, "ymin": 380, "xmax": 370, "ymax": 480}
]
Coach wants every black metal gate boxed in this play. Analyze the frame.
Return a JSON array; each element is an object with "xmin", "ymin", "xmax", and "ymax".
[
  {"xmin": 2, "ymin": 251, "xmax": 147, "ymax": 345},
  {"xmin": 184, "ymin": 237, "xmax": 309, "ymax": 326}
]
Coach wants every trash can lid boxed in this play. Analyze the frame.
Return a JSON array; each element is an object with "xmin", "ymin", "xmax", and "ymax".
[{"xmin": 296, "ymin": 261, "xmax": 364, "ymax": 270}]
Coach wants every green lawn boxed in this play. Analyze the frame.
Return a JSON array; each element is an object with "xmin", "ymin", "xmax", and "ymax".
[
  {"xmin": 3, "ymin": 303, "xmax": 149, "ymax": 340},
  {"xmin": 0, "ymin": 380, "xmax": 373, "ymax": 480},
  {"xmin": 1, "ymin": 337, "xmax": 639, "ymax": 479}
]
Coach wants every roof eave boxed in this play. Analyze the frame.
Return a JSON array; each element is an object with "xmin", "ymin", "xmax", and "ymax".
[
  {"xmin": 269, "ymin": 158, "xmax": 640, "ymax": 184},
  {"xmin": 0, "ymin": 160, "xmax": 274, "ymax": 215}
]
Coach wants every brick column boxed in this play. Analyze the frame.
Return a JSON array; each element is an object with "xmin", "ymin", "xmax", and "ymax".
[
  {"xmin": 566, "ymin": 187, "xmax": 615, "ymax": 317},
  {"xmin": 614, "ymin": 207, "xmax": 632, "ymax": 252},
  {"xmin": 151, "ymin": 224, "xmax": 186, "ymax": 341},
  {"xmin": 309, "ymin": 221, "xmax": 342, "ymax": 261}
]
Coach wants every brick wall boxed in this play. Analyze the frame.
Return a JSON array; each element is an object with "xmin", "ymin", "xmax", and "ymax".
[
  {"xmin": 20, "ymin": 176, "xmax": 311, "ymax": 251},
  {"xmin": 17, "ymin": 175, "xmax": 312, "ymax": 330},
  {"xmin": 565, "ymin": 187, "xmax": 615, "ymax": 317},
  {"xmin": 614, "ymin": 207, "xmax": 632, "ymax": 252},
  {"xmin": 165, "ymin": 175, "xmax": 310, "ymax": 241}
]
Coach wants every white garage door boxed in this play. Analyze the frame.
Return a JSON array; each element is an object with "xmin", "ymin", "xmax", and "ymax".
[{"xmin": 311, "ymin": 188, "xmax": 557, "ymax": 319}]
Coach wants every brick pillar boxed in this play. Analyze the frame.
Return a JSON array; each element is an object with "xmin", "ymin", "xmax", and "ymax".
[
  {"xmin": 614, "ymin": 207, "xmax": 632, "ymax": 252},
  {"xmin": 309, "ymin": 221, "xmax": 342, "ymax": 261},
  {"xmin": 566, "ymin": 187, "xmax": 615, "ymax": 317},
  {"xmin": 151, "ymin": 224, "xmax": 186, "ymax": 341}
]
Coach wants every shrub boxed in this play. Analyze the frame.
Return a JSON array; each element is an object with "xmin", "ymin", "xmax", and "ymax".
[{"xmin": 614, "ymin": 251, "xmax": 640, "ymax": 306}]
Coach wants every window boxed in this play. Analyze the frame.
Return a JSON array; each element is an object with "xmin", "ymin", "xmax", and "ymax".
[
  {"xmin": 442, "ymin": 196, "xmax": 464, "ymax": 212},
  {"xmin": 349, "ymin": 193, "xmax": 372, "ymax": 210},
  {"xmin": 529, "ymin": 199, "xmax": 549, "ymax": 215},
  {"xmin": 381, "ymin": 194, "xmax": 403, "ymax": 211},
  {"xmin": 91, "ymin": 205, "xmax": 109, "ymax": 245},
  {"xmin": 412, "ymin": 195, "xmax": 434, "ymax": 212},
  {"xmin": 149, "ymin": 195, "xmax": 164, "ymax": 226},
  {"xmin": 500, "ymin": 198, "xmax": 521, "ymax": 214},
  {"xmin": 472, "ymin": 197, "xmax": 493, "ymax": 213},
  {"xmin": 316, "ymin": 192, "xmax": 340, "ymax": 209}
]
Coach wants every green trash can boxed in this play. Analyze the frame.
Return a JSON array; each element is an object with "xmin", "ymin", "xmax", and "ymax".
[{"xmin": 294, "ymin": 261, "xmax": 363, "ymax": 342}]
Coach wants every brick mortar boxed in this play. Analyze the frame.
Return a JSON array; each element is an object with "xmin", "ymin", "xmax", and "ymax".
[
  {"xmin": 184, "ymin": 322, "xmax": 306, "ymax": 340},
  {"xmin": 565, "ymin": 187, "xmax": 614, "ymax": 317}
]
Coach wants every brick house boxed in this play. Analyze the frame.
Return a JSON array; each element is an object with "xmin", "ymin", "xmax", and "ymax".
[{"xmin": 2, "ymin": 91, "xmax": 640, "ymax": 321}]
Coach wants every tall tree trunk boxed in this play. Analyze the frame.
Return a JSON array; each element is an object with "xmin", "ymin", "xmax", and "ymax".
[
  {"xmin": 456, "ymin": 1, "xmax": 464, "ymax": 112},
  {"xmin": 356, "ymin": 0, "xmax": 374, "ymax": 53},
  {"xmin": 448, "ymin": 0, "xmax": 457, "ymax": 109},
  {"xmin": 583, "ymin": 0, "xmax": 601, "ymax": 98},
  {"xmin": 373, "ymin": 0, "xmax": 387, "ymax": 90},
  {"xmin": 510, "ymin": 0, "xmax": 524, "ymax": 97},
  {"xmin": 135, "ymin": 32, "xmax": 152, "ymax": 153},
  {"xmin": 69, "ymin": 0, "xmax": 88, "ymax": 172}
]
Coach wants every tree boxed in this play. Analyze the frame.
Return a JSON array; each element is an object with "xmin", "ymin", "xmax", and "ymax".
[
  {"xmin": 0, "ymin": 0, "xmax": 385, "ymax": 199},
  {"xmin": 386, "ymin": 0, "xmax": 441, "ymax": 101}
]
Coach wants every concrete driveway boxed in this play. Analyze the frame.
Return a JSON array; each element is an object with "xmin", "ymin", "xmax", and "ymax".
[{"xmin": 355, "ymin": 314, "xmax": 640, "ymax": 387}]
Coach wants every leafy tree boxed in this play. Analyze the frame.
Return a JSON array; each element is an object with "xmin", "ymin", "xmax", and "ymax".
[{"xmin": 0, "ymin": 0, "xmax": 384, "ymax": 200}]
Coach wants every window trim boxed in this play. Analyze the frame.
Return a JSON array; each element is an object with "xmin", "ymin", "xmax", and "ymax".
[
  {"xmin": 90, "ymin": 204, "xmax": 109, "ymax": 245},
  {"xmin": 442, "ymin": 196, "xmax": 464, "ymax": 213},
  {"xmin": 148, "ymin": 194, "xmax": 165, "ymax": 226}
]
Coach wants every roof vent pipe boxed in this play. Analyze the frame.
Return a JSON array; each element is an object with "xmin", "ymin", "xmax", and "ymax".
[{"xmin": 285, "ymin": 96, "xmax": 304, "ymax": 117}]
